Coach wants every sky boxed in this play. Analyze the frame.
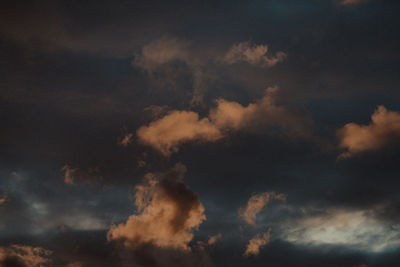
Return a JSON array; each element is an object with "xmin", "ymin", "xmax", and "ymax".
[{"xmin": 1, "ymin": 0, "xmax": 400, "ymax": 266}]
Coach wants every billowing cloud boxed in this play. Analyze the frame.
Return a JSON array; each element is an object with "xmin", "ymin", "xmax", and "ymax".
[
  {"xmin": 61, "ymin": 165, "xmax": 103, "ymax": 185},
  {"xmin": 339, "ymin": 0, "xmax": 369, "ymax": 5},
  {"xmin": 282, "ymin": 208, "xmax": 400, "ymax": 252},
  {"xmin": 138, "ymin": 87, "xmax": 314, "ymax": 155},
  {"xmin": 243, "ymin": 228, "xmax": 272, "ymax": 257},
  {"xmin": 337, "ymin": 105, "xmax": 400, "ymax": 158},
  {"xmin": 0, "ymin": 245, "xmax": 52, "ymax": 267},
  {"xmin": 107, "ymin": 163, "xmax": 206, "ymax": 250},
  {"xmin": 239, "ymin": 192, "xmax": 287, "ymax": 225},
  {"xmin": 224, "ymin": 42, "xmax": 287, "ymax": 67},
  {"xmin": 207, "ymin": 233, "xmax": 222, "ymax": 245},
  {"xmin": 136, "ymin": 111, "xmax": 223, "ymax": 156}
]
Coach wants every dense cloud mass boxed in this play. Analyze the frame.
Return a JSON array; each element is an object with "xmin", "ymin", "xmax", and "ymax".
[
  {"xmin": 107, "ymin": 163, "xmax": 206, "ymax": 250},
  {"xmin": 1, "ymin": 0, "xmax": 400, "ymax": 266},
  {"xmin": 337, "ymin": 106, "xmax": 400, "ymax": 158}
]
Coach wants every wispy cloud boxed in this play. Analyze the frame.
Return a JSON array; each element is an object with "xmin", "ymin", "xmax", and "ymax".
[
  {"xmin": 239, "ymin": 192, "xmax": 287, "ymax": 225},
  {"xmin": 243, "ymin": 228, "xmax": 272, "ymax": 257}
]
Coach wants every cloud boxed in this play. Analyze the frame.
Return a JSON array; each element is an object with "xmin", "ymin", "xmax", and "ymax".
[
  {"xmin": 207, "ymin": 234, "xmax": 222, "ymax": 245},
  {"xmin": 137, "ymin": 87, "xmax": 314, "ymax": 155},
  {"xmin": 136, "ymin": 111, "xmax": 223, "ymax": 156},
  {"xmin": 133, "ymin": 36, "xmax": 190, "ymax": 73},
  {"xmin": 0, "ymin": 193, "xmax": 7, "ymax": 205},
  {"xmin": 107, "ymin": 163, "xmax": 206, "ymax": 250},
  {"xmin": 281, "ymin": 208, "xmax": 400, "ymax": 252},
  {"xmin": 210, "ymin": 86, "xmax": 313, "ymax": 137},
  {"xmin": 224, "ymin": 42, "xmax": 287, "ymax": 67},
  {"xmin": 118, "ymin": 127, "xmax": 134, "ymax": 147},
  {"xmin": 61, "ymin": 165, "xmax": 103, "ymax": 185},
  {"xmin": 239, "ymin": 192, "xmax": 287, "ymax": 225},
  {"xmin": 339, "ymin": 0, "xmax": 369, "ymax": 5},
  {"xmin": 337, "ymin": 105, "xmax": 400, "ymax": 158},
  {"xmin": 0, "ymin": 245, "xmax": 52, "ymax": 267},
  {"xmin": 243, "ymin": 228, "xmax": 272, "ymax": 257}
]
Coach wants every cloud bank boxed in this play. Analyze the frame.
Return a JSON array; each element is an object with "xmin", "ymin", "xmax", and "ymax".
[{"xmin": 0, "ymin": 245, "xmax": 52, "ymax": 267}]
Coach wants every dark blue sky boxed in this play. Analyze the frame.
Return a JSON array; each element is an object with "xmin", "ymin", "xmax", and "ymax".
[{"xmin": 1, "ymin": 0, "xmax": 400, "ymax": 266}]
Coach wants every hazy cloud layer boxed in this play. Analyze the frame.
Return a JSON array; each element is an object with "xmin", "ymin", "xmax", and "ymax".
[
  {"xmin": 282, "ymin": 208, "xmax": 400, "ymax": 252},
  {"xmin": 224, "ymin": 42, "xmax": 287, "ymax": 67},
  {"xmin": 337, "ymin": 106, "xmax": 400, "ymax": 158},
  {"xmin": 239, "ymin": 192, "xmax": 287, "ymax": 225},
  {"xmin": 107, "ymin": 163, "xmax": 206, "ymax": 250},
  {"xmin": 61, "ymin": 165, "xmax": 103, "ymax": 185}
]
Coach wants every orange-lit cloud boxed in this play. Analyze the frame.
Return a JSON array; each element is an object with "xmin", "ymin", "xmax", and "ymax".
[
  {"xmin": 0, "ymin": 244, "xmax": 52, "ymax": 267},
  {"xmin": 243, "ymin": 228, "xmax": 272, "ymax": 257},
  {"xmin": 239, "ymin": 192, "xmax": 287, "ymax": 225},
  {"xmin": 61, "ymin": 165, "xmax": 103, "ymax": 185},
  {"xmin": 137, "ymin": 111, "xmax": 223, "ymax": 156},
  {"xmin": 138, "ymin": 87, "xmax": 313, "ymax": 155},
  {"xmin": 224, "ymin": 42, "xmax": 287, "ymax": 67},
  {"xmin": 207, "ymin": 233, "xmax": 222, "ymax": 245},
  {"xmin": 107, "ymin": 163, "xmax": 206, "ymax": 250},
  {"xmin": 337, "ymin": 105, "xmax": 400, "ymax": 158}
]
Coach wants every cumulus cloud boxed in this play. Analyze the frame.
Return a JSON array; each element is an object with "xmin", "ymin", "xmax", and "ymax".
[
  {"xmin": 239, "ymin": 192, "xmax": 287, "ymax": 225},
  {"xmin": 243, "ymin": 228, "xmax": 272, "ymax": 257},
  {"xmin": 282, "ymin": 208, "xmax": 400, "ymax": 252},
  {"xmin": 107, "ymin": 163, "xmax": 206, "ymax": 250},
  {"xmin": 339, "ymin": 0, "xmax": 369, "ymax": 5},
  {"xmin": 207, "ymin": 234, "xmax": 222, "ymax": 245},
  {"xmin": 224, "ymin": 42, "xmax": 287, "ymax": 67},
  {"xmin": 61, "ymin": 165, "xmax": 103, "ymax": 185},
  {"xmin": 0, "ymin": 244, "xmax": 52, "ymax": 267},
  {"xmin": 137, "ymin": 87, "xmax": 314, "ymax": 155},
  {"xmin": 136, "ymin": 111, "xmax": 223, "ymax": 156},
  {"xmin": 337, "ymin": 105, "xmax": 400, "ymax": 158}
]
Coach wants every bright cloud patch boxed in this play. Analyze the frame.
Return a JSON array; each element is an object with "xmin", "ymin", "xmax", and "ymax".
[{"xmin": 282, "ymin": 209, "xmax": 400, "ymax": 252}]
